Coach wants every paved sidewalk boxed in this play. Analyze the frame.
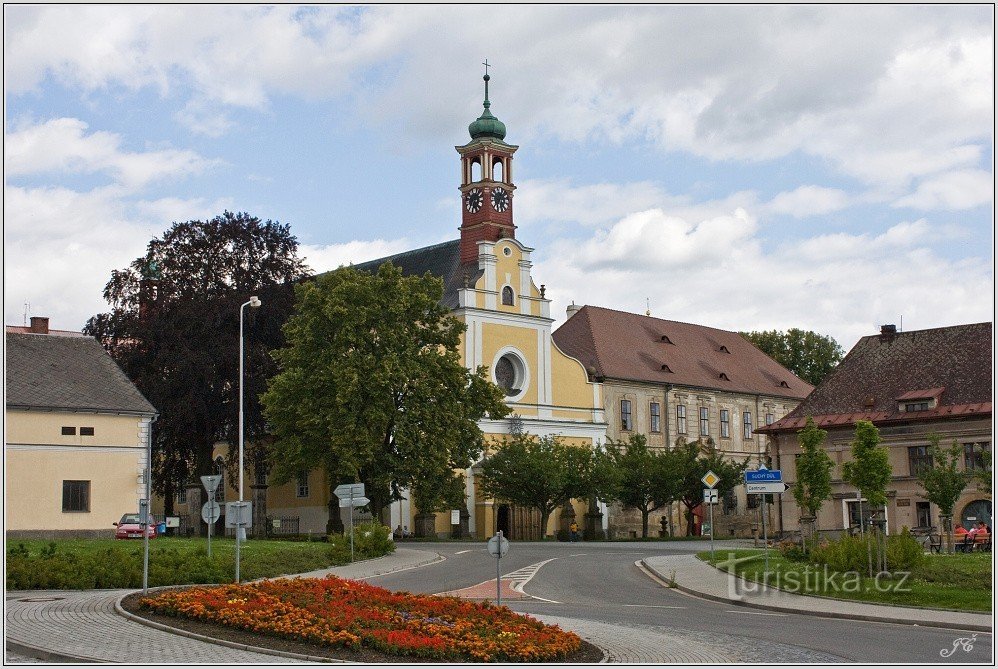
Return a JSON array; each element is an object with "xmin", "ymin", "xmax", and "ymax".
[{"xmin": 641, "ymin": 553, "xmax": 993, "ymax": 633}]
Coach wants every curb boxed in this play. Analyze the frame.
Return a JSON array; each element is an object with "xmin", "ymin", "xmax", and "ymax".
[
  {"xmin": 640, "ymin": 559, "xmax": 993, "ymax": 633},
  {"xmin": 5, "ymin": 639, "xmax": 102, "ymax": 664}
]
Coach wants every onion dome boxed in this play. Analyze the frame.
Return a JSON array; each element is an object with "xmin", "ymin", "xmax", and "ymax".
[{"xmin": 468, "ymin": 74, "xmax": 507, "ymax": 141}]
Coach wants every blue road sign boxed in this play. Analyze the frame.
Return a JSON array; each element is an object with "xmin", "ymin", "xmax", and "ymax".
[{"xmin": 745, "ymin": 468, "xmax": 783, "ymax": 483}]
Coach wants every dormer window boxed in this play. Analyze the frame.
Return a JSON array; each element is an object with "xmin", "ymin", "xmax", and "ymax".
[
  {"xmin": 719, "ymin": 373, "xmax": 730, "ymax": 381},
  {"xmin": 904, "ymin": 402, "xmax": 929, "ymax": 412},
  {"xmin": 660, "ymin": 335, "xmax": 673, "ymax": 344},
  {"xmin": 780, "ymin": 381, "xmax": 790, "ymax": 388},
  {"xmin": 719, "ymin": 345, "xmax": 730, "ymax": 354},
  {"xmin": 896, "ymin": 388, "xmax": 944, "ymax": 412},
  {"xmin": 661, "ymin": 364, "xmax": 673, "ymax": 373}
]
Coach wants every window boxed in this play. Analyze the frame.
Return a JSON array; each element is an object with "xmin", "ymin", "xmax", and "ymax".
[
  {"xmin": 296, "ymin": 471, "xmax": 310, "ymax": 498},
  {"xmin": 747, "ymin": 494, "xmax": 759, "ymax": 509},
  {"xmin": 916, "ymin": 501, "xmax": 931, "ymax": 528},
  {"xmin": 908, "ymin": 445, "xmax": 933, "ymax": 476},
  {"xmin": 80, "ymin": 427, "xmax": 95, "ymax": 436},
  {"xmin": 905, "ymin": 401, "xmax": 929, "ymax": 412},
  {"xmin": 177, "ymin": 487, "xmax": 188, "ymax": 505},
  {"xmin": 847, "ymin": 500, "xmax": 874, "ymax": 529},
  {"xmin": 214, "ymin": 456, "xmax": 225, "ymax": 492},
  {"xmin": 964, "ymin": 442, "xmax": 991, "ymax": 471},
  {"xmin": 493, "ymin": 351, "xmax": 527, "ymax": 397},
  {"xmin": 501, "ymin": 285, "xmax": 515, "ymax": 306},
  {"xmin": 649, "ymin": 402, "xmax": 661, "ymax": 433},
  {"xmin": 699, "ymin": 407, "xmax": 709, "ymax": 436},
  {"xmin": 766, "ymin": 413, "xmax": 775, "ymax": 426},
  {"xmin": 720, "ymin": 409, "xmax": 730, "ymax": 438},
  {"xmin": 677, "ymin": 405, "xmax": 687, "ymax": 434},
  {"xmin": 743, "ymin": 411, "xmax": 753, "ymax": 439},
  {"xmin": 621, "ymin": 399, "xmax": 633, "ymax": 431},
  {"xmin": 61, "ymin": 426, "xmax": 76, "ymax": 436},
  {"xmin": 62, "ymin": 480, "xmax": 90, "ymax": 512}
]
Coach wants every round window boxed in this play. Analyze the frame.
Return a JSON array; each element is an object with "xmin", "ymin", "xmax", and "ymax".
[
  {"xmin": 493, "ymin": 353, "xmax": 525, "ymax": 397},
  {"xmin": 503, "ymin": 246, "xmax": 512, "ymax": 256}
]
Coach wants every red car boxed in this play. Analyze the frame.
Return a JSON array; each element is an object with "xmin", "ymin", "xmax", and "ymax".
[{"xmin": 113, "ymin": 513, "xmax": 157, "ymax": 539}]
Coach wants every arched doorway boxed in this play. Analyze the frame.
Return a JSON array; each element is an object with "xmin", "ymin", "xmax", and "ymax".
[
  {"xmin": 496, "ymin": 504, "xmax": 511, "ymax": 538},
  {"xmin": 961, "ymin": 499, "xmax": 992, "ymax": 529}
]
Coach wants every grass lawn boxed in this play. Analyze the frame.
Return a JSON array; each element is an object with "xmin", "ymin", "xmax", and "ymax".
[
  {"xmin": 6, "ymin": 534, "xmax": 390, "ymax": 590},
  {"xmin": 699, "ymin": 548, "xmax": 992, "ymax": 612}
]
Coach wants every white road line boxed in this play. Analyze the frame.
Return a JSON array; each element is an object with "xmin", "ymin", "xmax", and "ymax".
[
  {"xmin": 623, "ymin": 604, "xmax": 687, "ymax": 609},
  {"xmin": 453, "ymin": 550, "xmax": 474, "ymax": 555},
  {"xmin": 725, "ymin": 610, "xmax": 789, "ymax": 616}
]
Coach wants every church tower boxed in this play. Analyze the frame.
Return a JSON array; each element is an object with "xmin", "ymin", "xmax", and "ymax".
[{"xmin": 456, "ymin": 70, "xmax": 518, "ymax": 263}]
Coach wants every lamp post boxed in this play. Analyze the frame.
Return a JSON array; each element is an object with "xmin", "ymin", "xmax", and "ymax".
[{"xmin": 236, "ymin": 295, "xmax": 261, "ymax": 583}]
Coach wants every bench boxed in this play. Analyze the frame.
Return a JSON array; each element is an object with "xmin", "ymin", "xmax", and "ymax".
[{"xmin": 974, "ymin": 533, "xmax": 991, "ymax": 552}]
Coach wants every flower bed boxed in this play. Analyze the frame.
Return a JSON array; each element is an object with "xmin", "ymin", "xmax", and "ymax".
[{"xmin": 139, "ymin": 575, "xmax": 581, "ymax": 662}]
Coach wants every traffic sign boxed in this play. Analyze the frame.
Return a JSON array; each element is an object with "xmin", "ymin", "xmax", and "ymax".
[
  {"xmin": 201, "ymin": 500, "xmax": 221, "ymax": 524},
  {"xmin": 745, "ymin": 467, "xmax": 782, "ymax": 483},
  {"xmin": 703, "ymin": 489, "xmax": 719, "ymax": 504},
  {"xmin": 225, "ymin": 501, "xmax": 252, "ymax": 528},
  {"xmin": 746, "ymin": 481, "xmax": 789, "ymax": 494},
  {"xmin": 701, "ymin": 470, "xmax": 720, "ymax": 489},
  {"xmin": 334, "ymin": 483, "xmax": 365, "ymax": 499},
  {"xmin": 487, "ymin": 533, "xmax": 510, "ymax": 558},
  {"xmin": 338, "ymin": 495, "xmax": 370, "ymax": 508},
  {"xmin": 201, "ymin": 475, "xmax": 222, "ymax": 493}
]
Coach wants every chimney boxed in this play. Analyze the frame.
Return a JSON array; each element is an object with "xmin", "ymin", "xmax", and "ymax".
[
  {"xmin": 566, "ymin": 302, "xmax": 581, "ymax": 320},
  {"xmin": 880, "ymin": 324, "xmax": 897, "ymax": 342},
  {"xmin": 29, "ymin": 316, "xmax": 49, "ymax": 334}
]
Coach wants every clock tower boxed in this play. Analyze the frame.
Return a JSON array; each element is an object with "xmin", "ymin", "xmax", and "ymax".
[{"xmin": 457, "ymin": 71, "xmax": 518, "ymax": 263}]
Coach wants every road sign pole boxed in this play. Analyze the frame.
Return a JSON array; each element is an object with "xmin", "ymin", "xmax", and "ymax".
[
  {"xmin": 762, "ymin": 494, "xmax": 768, "ymax": 575},
  {"xmin": 709, "ymin": 498, "xmax": 715, "ymax": 561},
  {"xmin": 208, "ymin": 490, "xmax": 213, "ymax": 559},
  {"xmin": 496, "ymin": 530, "xmax": 502, "ymax": 607},
  {"xmin": 350, "ymin": 489, "xmax": 355, "ymax": 563}
]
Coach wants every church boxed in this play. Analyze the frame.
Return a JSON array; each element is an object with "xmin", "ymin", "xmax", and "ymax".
[{"xmin": 253, "ymin": 72, "xmax": 609, "ymax": 540}]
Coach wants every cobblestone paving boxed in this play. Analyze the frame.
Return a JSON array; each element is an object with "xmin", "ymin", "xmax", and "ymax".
[{"xmin": 6, "ymin": 590, "xmax": 303, "ymax": 663}]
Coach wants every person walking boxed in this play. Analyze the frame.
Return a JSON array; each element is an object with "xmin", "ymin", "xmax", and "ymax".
[{"xmin": 569, "ymin": 521, "xmax": 579, "ymax": 542}]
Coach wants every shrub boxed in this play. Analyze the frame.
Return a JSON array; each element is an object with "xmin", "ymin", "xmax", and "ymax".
[
  {"xmin": 329, "ymin": 522, "xmax": 395, "ymax": 561},
  {"xmin": 776, "ymin": 540, "xmax": 807, "ymax": 562},
  {"xmin": 809, "ymin": 531, "xmax": 923, "ymax": 573}
]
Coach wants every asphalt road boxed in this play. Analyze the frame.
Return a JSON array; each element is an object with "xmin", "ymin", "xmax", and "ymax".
[{"xmin": 371, "ymin": 540, "xmax": 993, "ymax": 664}]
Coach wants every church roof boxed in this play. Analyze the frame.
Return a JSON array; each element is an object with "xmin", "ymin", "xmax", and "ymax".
[
  {"xmin": 552, "ymin": 305, "xmax": 813, "ymax": 399},
  {"xmin": 353, "ymin": 239, "xmax": 483, "ymax": 309},
  {"xmin": 6, "ymin": 331, "xmax": 157, "ymax": 415},
  {"xmin": 758, "ymin": 322, "xmax": 993, "ymax": 433}
]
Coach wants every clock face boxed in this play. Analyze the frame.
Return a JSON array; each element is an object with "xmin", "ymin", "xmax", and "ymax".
[
  {"xmin": 491, "ymin": 187, "xmax": 510, "ymax": 212},
  {"xmin": 465, "ymin": 188, "xmax": 483, "ymax": 213}
]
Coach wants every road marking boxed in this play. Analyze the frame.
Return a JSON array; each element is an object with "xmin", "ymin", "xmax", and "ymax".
[
  {"xmin": 623, "ymin": 604, "xmax": 687, "ymax": 609},
  {"xmin": 454, "ymin": 550, "xmax": 474, "ymax": 555},
  {"xmin": 725, "ymin": 610, "xmax": 788, "ymax": 616}
]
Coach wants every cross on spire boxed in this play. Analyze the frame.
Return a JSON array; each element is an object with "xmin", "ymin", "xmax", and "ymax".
[{"xmin": 482, "ymin": 59, "xmax": 491, "ymax": 76}]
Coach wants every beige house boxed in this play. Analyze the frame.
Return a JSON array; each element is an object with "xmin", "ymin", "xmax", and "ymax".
[
  {"xmin": 758, "ymin": 323, "xmax": 992, "ymax": 536},
  {"xmin": 552, "ymin": 306, "xmax": 812, "ymax": 538},
  {"xmin": 6, "ymin": 317, "xmax": 158, "ymax": 538}
]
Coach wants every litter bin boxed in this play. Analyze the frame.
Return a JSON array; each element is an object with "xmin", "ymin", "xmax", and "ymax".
[{"xmin": 156, "ymin": 520, "xmax": 167, "ymax": 536}]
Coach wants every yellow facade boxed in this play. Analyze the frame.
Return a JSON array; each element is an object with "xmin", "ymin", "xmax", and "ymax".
[{"xmin": 6, "ymin": 409, "xmax": 150, "ymax": 535}]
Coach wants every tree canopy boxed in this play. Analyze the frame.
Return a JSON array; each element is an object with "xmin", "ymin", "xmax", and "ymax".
[
  {"xmin": 478, "ymin": 433, "xmax": 608, "ymax": 537},
  {"xmin": 792, "ymin": 417, "xmax": 834, "ymax": 521},
  {"xmin": 674, "ymin": 438, "xmax": 748, "ymax": 536},
  {"xmin": 261, "ymin": 262, "xmax": 510, "ymax": 528},
  {"xmin": 741, "ymin": 328, "xmax": 844, "ymax": 386},
  {"xmin": 84, "ymin": 212, "xmax": 309, "ymax": 510},
  {"xmin": 842, "ymin": 420, "xmax": 892, "ymax": 509},
  {"xmin": 605, "ymin": 434, "xmax": 681, "ymax": 538}
]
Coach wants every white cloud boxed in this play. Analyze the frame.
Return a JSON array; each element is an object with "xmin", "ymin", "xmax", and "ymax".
[
  {"xmin": 892, "ymin": 169, "xmax": 993, "ymax": 210},
  {"xmin": 538, "ymin": 210, "xmax": 991, "ymax": 348},
  {"xmin": 301, "ymin": 239, "xmax": 413, "ymax": 274},
  {"xmin": 765, "ymin": 186, "xmax": 851, "ymax": 218},
  {"xmin": 5, "ymin": 117, "xmax": 217, "ymax": 189}
]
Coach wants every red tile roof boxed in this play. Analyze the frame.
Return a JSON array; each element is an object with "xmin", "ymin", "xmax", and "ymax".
[
  {"xmin": 759, "ymin": 322, "xmax": 993, "ymax": 433},
  {"xmin": 551, "ymin": 305, "xmax": 813, "ymax": 398}
]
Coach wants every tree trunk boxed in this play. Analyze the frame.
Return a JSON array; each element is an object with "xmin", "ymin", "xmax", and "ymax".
[
  {"xmin": 684, "ymin": 502, "xmax": 695, "ymax": 536},
  {"xmin": 540, "ymin": 509, "xmax": 551, "ymax": 541},
  {"xmin": 641, "ymin": 506, "xmax": 650, "ymax": 538},
  {"xmin": 326, "ymin": 482, "xmax": 344, "ymax": 535}
]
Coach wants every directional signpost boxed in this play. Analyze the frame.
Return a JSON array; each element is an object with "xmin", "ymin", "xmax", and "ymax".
[
  {"xmin": 486, "ymin": 531, "xmax": 510, "ymax": 605},
  {"xmin": 744, "ymin": 465, "xmax": 783, "ymax": 573},
  {"xmin": 702, "ymin": 470, "xmax": 720, "ymax": 560},
  {"xmin": 201, "ymin": 475, "xmax": 222, "ymax": 557},
  {"xmin": 335, "ymin": 483, "xmax": 367, "ymax": 562}
]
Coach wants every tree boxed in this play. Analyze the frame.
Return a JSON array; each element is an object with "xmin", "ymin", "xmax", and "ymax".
[
  {"xmin": 842, "ymin": 420, "xmax": 892, "ymax": 574},
  {"xmin": 916, "ymin": 434, "xmax": 971, "ymax": 554},
  {"xmin": 478, "ymin": 434, "xmax": 599, "ymax": 537},
  {"xmin": 84, "ymin": 212, "xmax": 309, "ymax": 514},
  {"xmin": 606, "ymin": 434, "xmax": 681, "ymax": 538},
  {"xmin": 792, "ymin": 417, "xmax": 833, "ymax": 545},
  {"xmin": 741, "ymin": 328, "xmax": 844, "ymax": 386},
  {"xmin": 261, "ymin": 262, "xmax": 510, "ymax": 531},
  {"xmin": 674, "ymin": 438, "xmax": 749, "ymax": 536}
]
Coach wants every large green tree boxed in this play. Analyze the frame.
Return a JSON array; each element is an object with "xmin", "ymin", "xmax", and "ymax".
[
  {"xmin": 674, "ymin": 438, "xmax": 749, "ymax": 536},
  {"xmin": 916, "ymin": 434, "xmax": 971, "ymax": 554},
  {"xmin": 606, "ymin": 434, "xmax": 681, "ymax": 538},
  {"xmin": 261, "ymin": 262, "xmax": 509, "ymax": 531},
  {"xmin": 84, "ymin": 212, "xmax": 309, "ymax": 513},
  {"xmin": 741, "ymin": 328, "xmax": 844, "ymax": 385},
  {"xmin": 792, "ymin": 417, "xmax": 834, "ymax": 541},
  {"xmin": 478, "ymin": 433, "xmax": 605, "ymax": 537},
  {"xmin": 842, "ymin": 420, "xmax": 892, "ymax": 574}
]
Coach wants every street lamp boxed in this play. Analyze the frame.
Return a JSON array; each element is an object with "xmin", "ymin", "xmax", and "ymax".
[{"xmin": 236, "ymin": 295, "xmax": 261, "ymax": 583}]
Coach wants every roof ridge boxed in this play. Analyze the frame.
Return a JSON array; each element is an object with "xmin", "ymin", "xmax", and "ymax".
[
  {"xmin": 578, "ymin": 304, "xmax": 751, "ymax": 338},
  {"xmin": 353, "ymin": 238, "xmax": 459, "ymax": 269}
]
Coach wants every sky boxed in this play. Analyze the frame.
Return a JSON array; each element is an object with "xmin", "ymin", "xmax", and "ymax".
[{"xmin": 4, "ymin": 4, "xmax": 994, "ymax": 351}]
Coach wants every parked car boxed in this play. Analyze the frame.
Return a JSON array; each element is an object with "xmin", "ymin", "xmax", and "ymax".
[{"xmin": 113, "ymin": 513, "xmax": 157, "ymax": 539}]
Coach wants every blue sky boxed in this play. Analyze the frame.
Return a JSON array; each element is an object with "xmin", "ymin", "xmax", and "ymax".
[{"xmin": 4, "ymin": 5, "xmax": 993, "ymax": 350}]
